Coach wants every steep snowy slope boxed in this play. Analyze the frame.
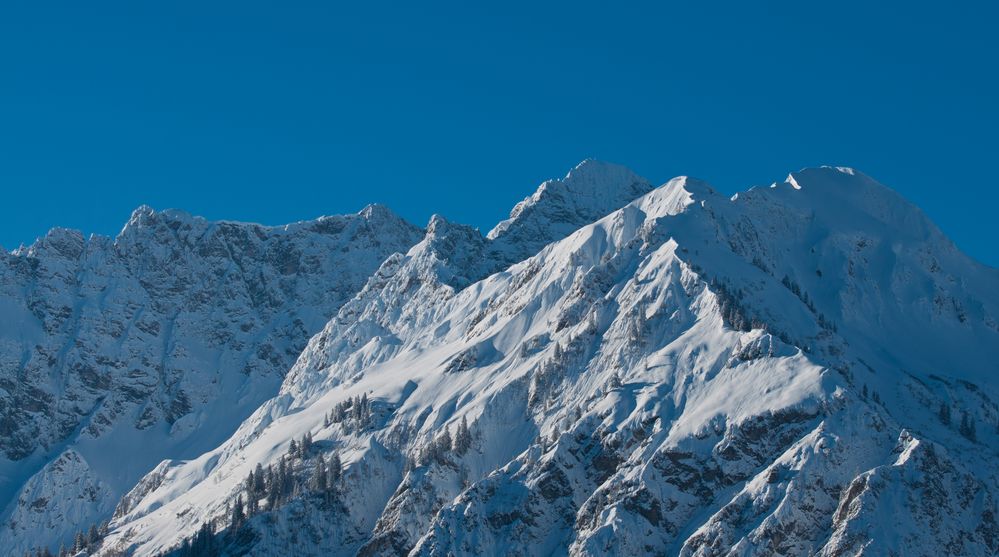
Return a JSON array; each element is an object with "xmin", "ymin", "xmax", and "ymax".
[
  {"xmin": 67, "ymin": 165, "xmax": 999, "ymax": 555},
  {"xmin": 0, "ymin": 204, "xmax": 424, "ymax": 554}
]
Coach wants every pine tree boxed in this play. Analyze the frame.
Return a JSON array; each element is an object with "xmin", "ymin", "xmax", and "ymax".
[
  {"xmin": 74, "ymin": 531, "xmax": 85, "ymax": 552},
  {"xmin": 939, "ymin": 402, "xmax": 952, "ymax": 425},
  {"xmin": 267, "ymin": 464, "xmax": 281, "ymax": 508},
  {"xmin": 454, "ymin": 416, "xmax": 472, "ymax": 455},
  {"xmin": 245, "ymin": 470, "xmax": 259, "ymax": 515},
  {"xmin": 245, "ymin": 469, "xmax": 256, "ymax": 499},
  {"xmin": 232, "ymin": 495, "xmax": 246, "ymax": 528},
  {"xmin": 438, "ymin": 426, "xmax": 452, "ymax": 454},
  {"xmin": 278, "ymin": 458, "xmax": 293, "ymax": 499},
  {"xmin": 289, "ymin": 438, "xmax": 299, "ymax": 459},
  {"xmin": 960, "ymin": 411, "xmax": 977, "ymax": 441},
  {"xmin": 191, "ymin": 521, "xmax": 214, "ymax": 556},
  {"xmin": 312, "ymin": 453, "xmax": 328, "ymax": 492},
  {"xmin": 302, "ymin": 432, "xmax": 314, "ymax": 455},
  {"xmin": 419, "ymin": 427, "xmax": 455, "ymax": 465},
  {"xmin": 328, "ymin": 452, "xmax": 343, "ymax": 486},
  {"xmin": 254, "ymin": 463, "xmax": 265, "ymax": 492}
]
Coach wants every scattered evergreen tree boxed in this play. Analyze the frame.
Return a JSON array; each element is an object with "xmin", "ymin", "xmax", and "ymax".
[
  {"xmin": 312, "ymin": 453, "xmax": 328, "ymax": 493},
  {"xmin": 74, "ymin": 531, "xmax": 86, "ymax": 552},
  {"xmin": 267, "ymin": 464, "xmax": 281, "ymax": 508},
  {"xmin": 231, "ymin": 495, "xmax": 245, "ymax": 528},
  {"xmin": 279, "ymin": 458, "xmax": 294, "ymax": 499},
  {"xmin": 245, "ymin": 469, "xmax": 259, "ymax": 516},
  {"xmin": 454, "ymin": 416, "xmax": 472, "ymax": 455},
  {"xmin": 437, "ymin": 426, "xmax": 452, "ymax": 453},
  {"xmin": 244, "ymin": 469, "xmax": 256, "ymax": 499},
  {"xmin": 939, "ymin": 402, "xmax": 952, "ymax": 425},
  {"xmin": 328, "ymin": 395, "xmax": 374, "ymax": 432},
  {"xmin": 328, "ymin": 452, "xmax": 343, "ymax": 486},
  {"xmin": 960, "ymin": 411, "xmax": 977, "ymax": 441},
  {"xmin": 254, "ymin": 463, "xmax": 265, "ymax": 493},
  {"xmin": 184, "ymin": 521, "xmax": 215, "ymax": 557}
]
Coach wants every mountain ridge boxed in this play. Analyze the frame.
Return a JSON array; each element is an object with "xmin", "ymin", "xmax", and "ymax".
[
  {"xmin": 0, "ymin": 203, "xmax": 426, "ymax": 553},
  {"xmin": 6, "ymin": 161, "xmax": 999, "ymax": 556}
]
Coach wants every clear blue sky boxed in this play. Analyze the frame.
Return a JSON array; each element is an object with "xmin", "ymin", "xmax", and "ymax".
[{"xmin": 2, "ymin": 1, "xmax": 996, "ymax": 266}]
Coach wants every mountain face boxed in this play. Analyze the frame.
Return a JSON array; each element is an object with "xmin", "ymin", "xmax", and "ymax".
[
  {"xmin": 0, "ymin": 205, "xmax": 424, "ymax": 553},
  {"xmin": 6, "ymin": 161, "xmax": 999, "ymax": 557}
]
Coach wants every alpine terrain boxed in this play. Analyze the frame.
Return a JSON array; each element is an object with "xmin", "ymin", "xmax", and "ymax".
[{"xmin": 5, "ymin": 160, "xmax": 999, "ymax": 557}]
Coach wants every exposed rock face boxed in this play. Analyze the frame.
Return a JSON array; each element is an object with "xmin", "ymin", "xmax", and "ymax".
[
  {"xmin": 6, "ymin": 162, "xmax": 999, "ymax": 557},
  {"xmin": 0, "ymin": 204, "xmax": 423, "ymax": 553}
]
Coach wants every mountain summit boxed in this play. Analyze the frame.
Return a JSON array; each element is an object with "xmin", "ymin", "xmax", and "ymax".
[{"xmin": 4, "ymin": 162, "xmax": 998, "ymax": 557}]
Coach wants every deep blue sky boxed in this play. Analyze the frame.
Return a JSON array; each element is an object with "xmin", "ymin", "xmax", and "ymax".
[{"xmin": 1, "ymin": 2, "xmax": 996, "ymax": 266}]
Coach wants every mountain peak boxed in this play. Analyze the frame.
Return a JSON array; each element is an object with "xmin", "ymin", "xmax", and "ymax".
[
  {"xmin": 560, "ymin": 158, "xmax": 645, "ymax": 190},
  {"xmin": 765, "ymin": 166, "xmax": 944, "ymax": 243},
  {"xmin": 9, "ymin": 163, "xmax": 999, "ymax": 557},
  {"xmin": 420, "ymin": 214, "xmax": 485, "ymax": 264},
  {"xmin": 116, "ymin": 205, "xmax": 204, "ymax": 241},
  {"xmin": 487, "ymin": 159, "xmax": 654, "ymax": 242},
  {"xmin": 21, "ymin": 227, "xmax": 87, "ymax": 259},
  {"xmin": 784, "ymin": 165, "xmax": 866, "ymax": 190},
  {"xmin": 425, "ymin": 213, "xmax": 455, "ymax": 235},
  {"xmin": 129, "ymin": 204, "xmax": 156, "ymax": 221},
  {"xmin": 357, "ymin": 203, "xmax": 403, "ymax": 224}
]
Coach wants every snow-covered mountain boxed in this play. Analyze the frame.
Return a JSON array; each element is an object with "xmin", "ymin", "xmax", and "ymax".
[
  {"xmin": 0, "ymin": 204, "xmax": 424, "ymax": 554},
  {"xmin": 9, "ymin": 161, "xmax": 999, "ymax": 556}
]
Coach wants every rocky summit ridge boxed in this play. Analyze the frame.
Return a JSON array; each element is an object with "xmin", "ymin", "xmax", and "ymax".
[{"xmin": 3, "ymin": 161, "xmax": 997, "ymax": 557}]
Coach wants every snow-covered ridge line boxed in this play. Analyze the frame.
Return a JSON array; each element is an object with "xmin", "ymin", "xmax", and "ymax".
[
  {"xmin": 0, "ymin": 201, "xmax": 426, "ymax": 554},
  {"xmin": 3, "ymin": 159, "xmax": 660, "ymax": 555},
  {"xmin": 6, "ymin": 161, "xmax": 998, "ymax": 556},
  {"xmin": 85, "ymin": 163, "xmax": 999, "ymax": 556}
]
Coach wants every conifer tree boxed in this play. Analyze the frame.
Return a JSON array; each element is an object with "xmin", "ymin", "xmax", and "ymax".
[
  {"xmin": 960, "ymin": 411, "xmax": 977, "ymax": 441},
  {"xmin": 939, "ymin": 402, "xmax": 952, "ymax": 425},
  {"xmin": 454, "ymin": 416, "xmax": 472, "ymax": 455},
  {"xmin": 328, "ymin": 452, "xmax": 343, "ymax": 486},
  {"xmin": 232, "ymin": 495, "xmax": 246, "ymax": 528},
  {"xmin": 438, "ymin": 426, "xmax": 452, "ymax": 453},
  {"xmin": 74, "ymin": 531, "xmax": 86, "ymax": 552},
  {"xmin": 302, "ymin": 432, "xmax": 314, "ymax": 455},
  {"xmin": 312, "ymin": 453, "xmax": 328, "ymax": 492},
  {"xmin": 254, "ymin": 463, "xmax": 265, "ymax": 493}
]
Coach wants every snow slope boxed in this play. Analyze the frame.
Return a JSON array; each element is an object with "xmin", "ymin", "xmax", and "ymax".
[
  {"xmin": 0, "ymin": 204, "xmax": 424, "ymax": 553},
  {"xmin": 14, "ymin": 161, "xmax": 999, "ymax": 556}
]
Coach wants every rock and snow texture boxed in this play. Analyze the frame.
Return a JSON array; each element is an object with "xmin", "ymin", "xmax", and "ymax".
[
  {"xmin": 6, "ymin": 161, "xmax": 999, "ymax": 556},
  {"xmin": 0, "ymin": 205, "xmax": 424, "ymax": 553}
]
